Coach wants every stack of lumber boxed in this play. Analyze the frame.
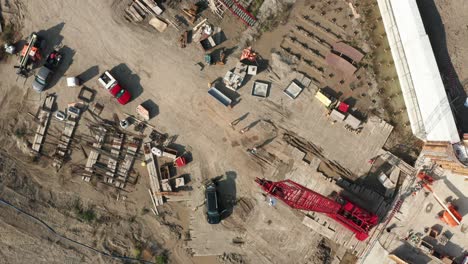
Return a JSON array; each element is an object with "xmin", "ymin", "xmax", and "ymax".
[{"xmin": 125, "ymin": 0, "xmax": 163, "ymax": 23}]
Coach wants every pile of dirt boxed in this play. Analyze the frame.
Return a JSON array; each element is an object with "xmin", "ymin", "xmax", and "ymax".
[
  {"xmin": 218, "ymin": 252, "xmax": 247, "ymax": 264},
  {"xmin": 256, "ymin": 0, "xmax": 295, "ymax": 31},
  {"xmin": 304, "ymin": 238, "xmax": 333, "ymax": 264},
  {"xmin": 231, "ymin": 197, "xmax": 255, "ymax": 223},
  {"xmin": 270, "ymin": 52, "xmax": 295, "ymax": 80}
]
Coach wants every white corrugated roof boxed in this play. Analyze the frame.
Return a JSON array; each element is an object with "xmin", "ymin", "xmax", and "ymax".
[{"xmin": 378, "ymin": 0, "xmax": 460, "ymax": 143}]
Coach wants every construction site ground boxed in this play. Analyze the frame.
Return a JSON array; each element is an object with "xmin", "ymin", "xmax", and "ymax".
[{"xmin": 1, "ymin": 0, "xmax": 467, "ymax": 263}]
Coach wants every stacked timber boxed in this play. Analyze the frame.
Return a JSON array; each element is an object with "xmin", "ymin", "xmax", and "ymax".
[
  {"xmin": 125, "ymin": 0, "xmax": 163, "ymax": 23},
  {"xmin": 144, "ymin": 142, "xmax": 164, "ymax": 207},
  {"xmin": 31, "ymin": 94, "xmax": 56, "ymax": 155}
]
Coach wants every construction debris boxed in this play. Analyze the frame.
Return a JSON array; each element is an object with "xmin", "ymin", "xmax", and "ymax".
[
  {"xmin": 223, "ymin": 62, "xmax": 247, "ymax": 90},
  {"xmin": 144, "ymin": 142, "xmax": 164, "ymax": 206},
  {"xmin": 125, "ymin": 0, "xmax": 163, "ymax": 23},
  {"xmin": 82, "ymin": 126, "xmax": 106, "ymax": 182},
  {"xmin": 179, "ymin": 31, "xmax": 188, "ymax": 48},
  {"xmin": 182, "ymin": 4, "xmax": 198, "ymax": 24}
]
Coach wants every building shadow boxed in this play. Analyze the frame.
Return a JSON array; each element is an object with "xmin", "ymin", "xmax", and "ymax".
[
  {"xmin": 321, "ymin": 86, "xmax": 342, "ymax": 99},
  {"xmin": 441, "ymin": 176, "xmax": 468, "ymax": 217},
  {"xmin": 110, "ymin": 63, "xmax": 144, "ymax": 101},
  {"xmin": 416, "ymin": 0, "xmax": 468, "ymax": 132},
  {"xmin": 215, "ymin": 171, "xmax": 237, "ymax": 220},
  {"xmin": 257, "ymin": 58, "xmax": 269, "ymax": 74},
  {"xmin": 343, "ymin": 97, "xmax": 357, "ymax": 108},
  {"xmin": 77, "ymin": 65, "xmax": 99, "ymax": 84},
  {"xmin": 391, "ymin": 242, "xmax": 432, "ymax": 263}
]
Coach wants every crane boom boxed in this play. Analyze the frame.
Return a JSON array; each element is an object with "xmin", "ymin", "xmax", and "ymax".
[{"xmin": 255, "ymin": 178, "xmax": 378, "ymax": 241}]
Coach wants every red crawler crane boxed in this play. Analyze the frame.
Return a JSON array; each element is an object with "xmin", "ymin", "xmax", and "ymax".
[{"xmin": 255, "ymin": 178, "xmax": 379, "ymax": 241}]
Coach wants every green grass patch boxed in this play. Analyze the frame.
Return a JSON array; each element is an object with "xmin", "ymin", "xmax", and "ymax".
[
  {"xmin": 14, "ymin": 127, "xmax": 27, "ymax": 138},
  {"xmin": 155, "ymin": 254, "xmax": 168, "ymax": 264},
  {"xmin": 73, "ymin": 199, "xmax": 96, "ymax": 223}
]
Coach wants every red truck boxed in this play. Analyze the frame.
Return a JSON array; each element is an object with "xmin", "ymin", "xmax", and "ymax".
[{"xmin": 98, "ymin": 70, "xmax": 131, "ymax": 105}]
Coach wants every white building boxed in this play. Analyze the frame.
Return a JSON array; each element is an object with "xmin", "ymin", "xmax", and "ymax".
[{"xmin": 377, "ymin": 0, "xmax": 460, "ymax": 143}]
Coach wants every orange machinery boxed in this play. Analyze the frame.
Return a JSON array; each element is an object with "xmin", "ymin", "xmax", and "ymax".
[{"xmin": 417, "ymin": 172, "xmax": 462, "ymax": 227}]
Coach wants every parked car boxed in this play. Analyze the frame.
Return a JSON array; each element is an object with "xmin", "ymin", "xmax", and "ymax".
[
  {"xmin": 31, "ymin": 50, "xmax": 62, "ymax": 92},
  {"xmin": 205, "ymin": 182, "xmax": 221, "ymax": 224},
  {"xmin": 97, "ymin": 70, "xmax": 131, "ymax": 105},
  {"xmin": 32, "ymin": 66, "xmax": 53, "ymax": 92}
]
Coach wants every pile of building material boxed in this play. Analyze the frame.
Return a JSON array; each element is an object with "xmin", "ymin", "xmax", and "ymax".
[
  {"xmin": 82, "ymin": 126, "xmax": 107, "ymax": 182},
  {"xmin": 181, "ymin": 4, "xmax": 199, "ymax": 24},
  {"xmin": 149, "ymin": 17, "xmax": 168, "ymax": 32},
  {"xmin": 144, "ymin": 140, "xmax": 189, "ymax": 214},
  {"xmin": 31, "ymin": 94, "xmax": 56, "ymax": 156},
  {"xmin": 224, "ymin": 62, "xmax": 247, "ymax": 90},
  {"xmin": 80, "ymin": 118, "xmax": 142, "ymax": 189},
  {"xmin": 125, "ymin": 0, "xmax": 163, "ymax": 23},
  {"xmin": 144, "ymin": 142, "xmax": 164, "ymax": 214},
  {"xmin": 52, "ymin": 105, "xmax": 82, "ymax": 170},
  {"xmin": 104, "ymin": 133, "xmax": 124, "ymax": 183},
  {"xmin": 192, "ymin": 23, "xmax": 223, "ymax": 52},
  {"xmin": 114, "ymin": 136, "xmax": 141, "ymax": 189}
]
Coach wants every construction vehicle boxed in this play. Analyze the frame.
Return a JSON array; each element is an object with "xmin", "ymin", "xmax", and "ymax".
[
  {"xmin": 15, "ymin": 32, "xmax": 44, "ymax": 77},
  {"xmin": 32, "ymin": 48, "xmax": 63, "ymax": 92},
  {"xmin": 205, "ymin": 181, "xmax": 221, "ymax": 224},
  {"xmin": 417, "ymin": 172, "xmax": 462, "ymax": 227},
  {"xmin": 255, "ymin": 178, "xmax": 378, "ymax": 241}
]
